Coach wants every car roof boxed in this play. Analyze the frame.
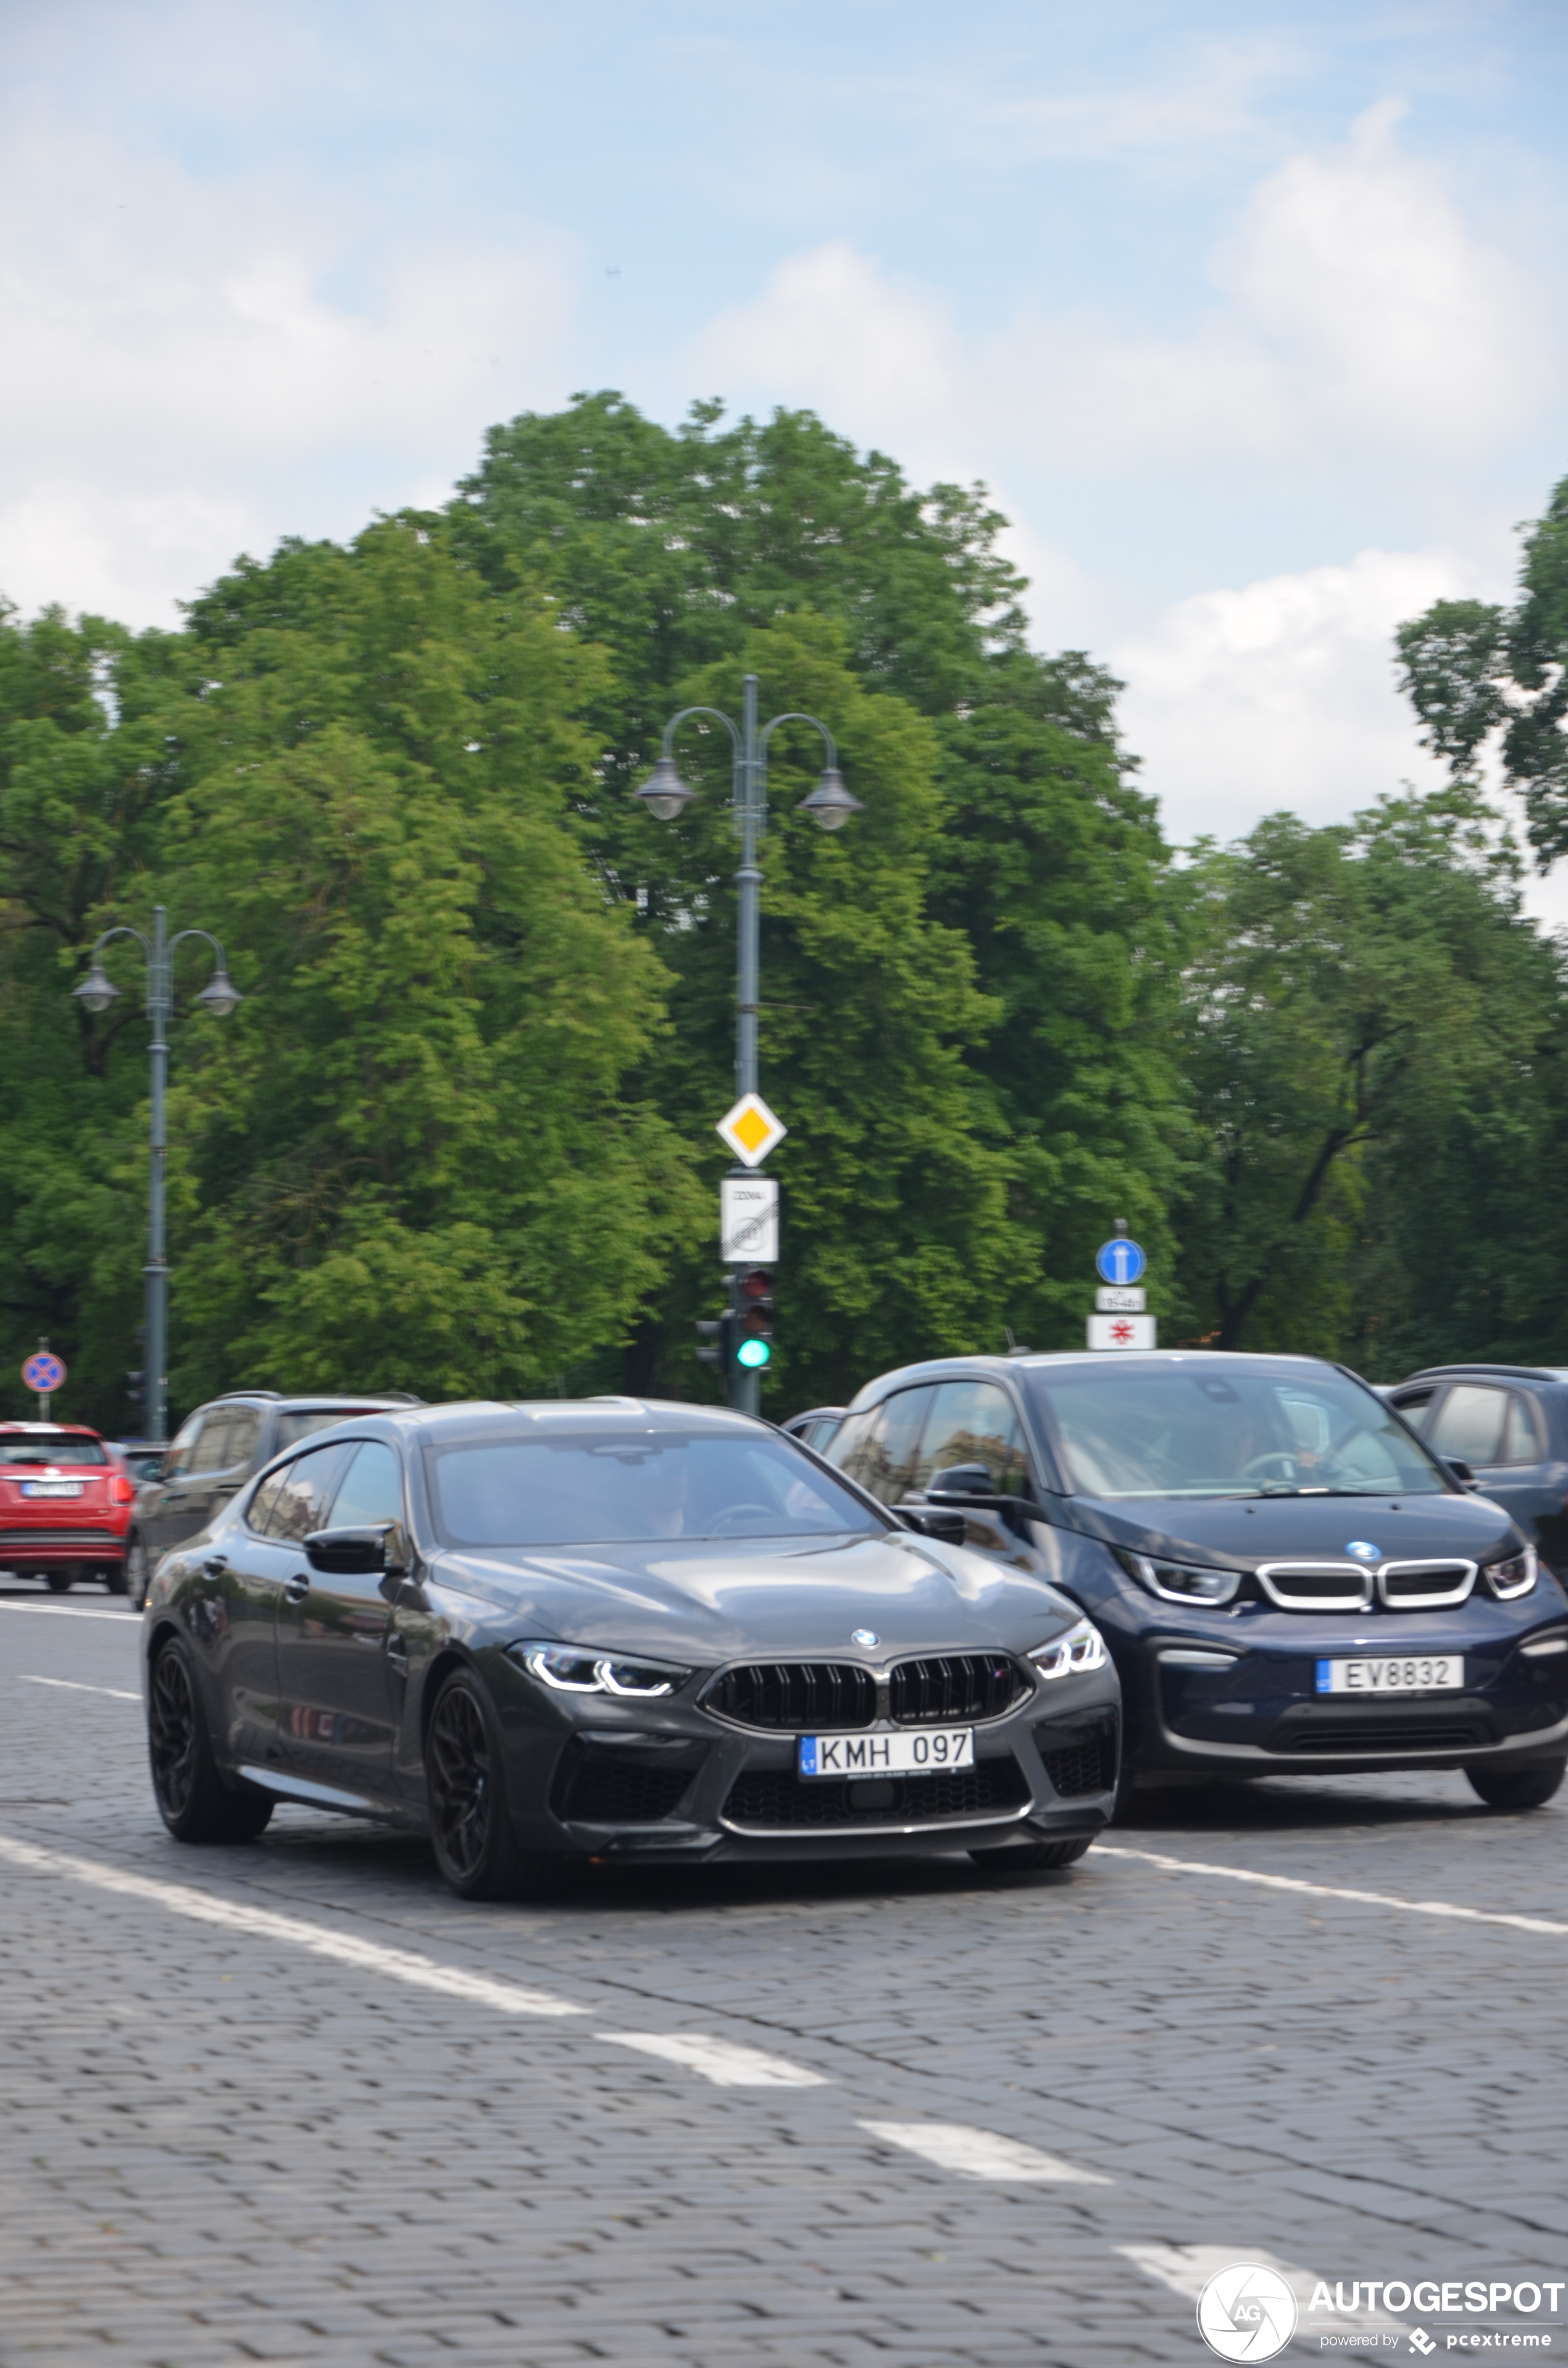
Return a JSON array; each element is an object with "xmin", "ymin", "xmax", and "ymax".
[
  {"xmin": 841, "ymin": 1347, "xmax": 1341, "ymax": 1410},
  {"xmin": 1395, "ymin": 1365, "xmax": 1568, "ymax": 1387},
  {"xmin": 204, "ymin": 1391, "xmax": 425, "ymax": 1410},
  {"xmin": 312, "ymin": 1396, "xmax": 775, "ymax": 1446},
  {"xmin": 0, "ymin": 1420, "xmax": 102, "ymax": 1436}
]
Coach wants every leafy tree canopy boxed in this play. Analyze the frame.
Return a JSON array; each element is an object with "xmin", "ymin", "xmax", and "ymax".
[{"xmin": 1398, "ymin": 473, "xmax": 1568, "ymax": 863}]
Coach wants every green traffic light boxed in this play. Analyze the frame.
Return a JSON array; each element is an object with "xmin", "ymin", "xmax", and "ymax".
[{"xmin": 736, "ymin": 1337, "xmax": 771, "ymax": 1370}]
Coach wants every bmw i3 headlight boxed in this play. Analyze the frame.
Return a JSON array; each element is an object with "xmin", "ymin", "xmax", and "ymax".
[
  {"xmin": 1028, "ymin": 1617, "xmax": 1108, "ymax": 1681},
  {"xmin": 514, "ymin": 1643, "xmax": 693, "ymax": 1697},
  {"xmin": 1485, "ymin": 1545, "xmax": 1538, "ymax": 1600},
  {"xmin": 1113, "ymin": 1547, "xmax": 1241, "ymax": 1606}
]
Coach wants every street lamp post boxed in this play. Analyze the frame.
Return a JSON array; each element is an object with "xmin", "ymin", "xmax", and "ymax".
[
  {"xmin": 72, "ymin": 906, "xmax": 244, "ymax": 1444},
  {"xmin": 636, "ymin": 672, "xmax": 861, "ymax": 1412}
]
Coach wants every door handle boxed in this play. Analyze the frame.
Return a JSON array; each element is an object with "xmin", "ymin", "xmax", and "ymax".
[{"xmin": 283, "ymin": 1573, "xmax": 310, "ymax": 1604}]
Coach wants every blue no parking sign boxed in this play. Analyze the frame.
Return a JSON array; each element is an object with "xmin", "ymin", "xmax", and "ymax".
[
  {"xmin": 22, "ymin": 1351, "xmax": 66, "ymax": 1395},
  {"xmin": 1095, "ymin": 1237, "xmax": 1146, "ymax": 1287}
]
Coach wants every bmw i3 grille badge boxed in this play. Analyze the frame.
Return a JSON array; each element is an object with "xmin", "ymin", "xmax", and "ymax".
[
  {"xmin": 1346, "ymin": 1541, "xmax": 1381, "ymax": 1562},
  {"xmin": 851, "ymin": 1628, "xmax": 878, "ymax": 1647}
]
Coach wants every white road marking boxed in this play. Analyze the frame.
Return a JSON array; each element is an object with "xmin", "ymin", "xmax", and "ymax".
[
  {"xmin": 859, "ymin": 2120, "xmax": 1110, "ymax": 2183},
  {"xmin": 1098, "ymin": 1843, "xmax": 1568, "ymax": 1939},
  {"xmin": 20, "ymin": 1675, "xmax": 140, "ymax": 1701},
  {"xmin": 0, "ymin": 1835, "xmax": 583, "ymax": 2018},
  {"xmin": 0, "ymin": 1600, "xmax": 135, "ymax": 1621},
  {"xmin": 599, "ymin": 2031, "xmax": 827, "ymax": 2086},
  {"xmin": 1121, "ymin": 2241, "xmax": 1403, "ymax": 2334}
]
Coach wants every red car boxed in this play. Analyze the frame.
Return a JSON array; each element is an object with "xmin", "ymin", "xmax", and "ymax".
[{"xmin": 0, "ymin": 1423, "xmax": 136, "ymax": 1593}]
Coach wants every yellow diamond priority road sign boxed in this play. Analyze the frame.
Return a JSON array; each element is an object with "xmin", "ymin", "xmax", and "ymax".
[{"xmin": 716, "ymin": 1092, "xmax": 786, "ymax": 1170}]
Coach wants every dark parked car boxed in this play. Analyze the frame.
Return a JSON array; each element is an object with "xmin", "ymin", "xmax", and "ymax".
[
  {"xmin": 139, "ymin": 1397, "xmax": 1119, "ymax": 1896},
  {"xmin": 781, "ymin": 1406, "xmax": 846, "ymax": 1453},
  {"xmin": 1385, "ymin": 1366, "xmax": 1568, "ymax": 1579},
  {"xmin": 824, "ymin": 1352, "xmax": 1568, "ymax": 1812},
  {"xmin": 127, "ymin": 1392, "xmax": 422, "ymax": 1606}
]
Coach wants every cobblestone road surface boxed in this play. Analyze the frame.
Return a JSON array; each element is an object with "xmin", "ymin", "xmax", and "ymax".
[{"xmin": 1, "ymin": 1586, "xmax": 1565, "ymax": 2367}]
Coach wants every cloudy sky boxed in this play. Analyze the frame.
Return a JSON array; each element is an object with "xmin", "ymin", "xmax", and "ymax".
[{"xmin": 3, "ymin": 1, "xmax": 1565, "ymax": 890}]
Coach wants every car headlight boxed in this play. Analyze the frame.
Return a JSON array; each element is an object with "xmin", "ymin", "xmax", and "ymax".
[
  {"xmin": 1113, "ymin": 1546, "xmax": 1241, "ymax": 1606},
  {"xmin": 1485, "ymin": 1545, "xmax": 1538, "ymax": 1601},
  {"xmin": 1028, "ymin": 1617, "xmax": 1108, "ymax": 1681},
  {"xmin": 514, "ymin": 1643, "xmax": 693, "ymax": 1698}
]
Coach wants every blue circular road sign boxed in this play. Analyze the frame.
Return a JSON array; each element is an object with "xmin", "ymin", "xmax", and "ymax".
[
  {"xmin": 1095, "ymin": 1237, "xmax": 1146, "ymax": 1286},
  {"xmin": 22, "ymin": 1351, "xmax": 66, "ymax": 1394}
]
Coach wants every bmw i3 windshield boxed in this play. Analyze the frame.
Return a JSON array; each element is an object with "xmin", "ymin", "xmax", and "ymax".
[{"xmin": 1028, "ymin": 1360, "xmax": 1448, "ymax": 1500}]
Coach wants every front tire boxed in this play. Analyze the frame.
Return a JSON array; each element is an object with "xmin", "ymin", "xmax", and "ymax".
[
  {"xmin": 425, "ymin": 1668, "xmax": 546, "ymax": 1901},
  {"xmin": 148, "ymin": 1636, "xmax": 273, "ymax": 1843},
  {"xmin": 1465, "ymin": 1757, "xmax": 1567, "ymax": 1812},
  {"xmin": 969, "ymin": 1835, "xmax": 1094, "ymax": 1873}
]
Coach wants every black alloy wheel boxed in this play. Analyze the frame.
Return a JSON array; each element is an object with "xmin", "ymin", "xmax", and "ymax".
[
  {"xmin": 1465, "ymin": 1756, "xmax": 1567, "ymax": 1812},
  {"xmin": 125, "ymin": 1534, "xmax": 151, "ymax": 1610},
  {"xmin": 969, "ymin": 1836, "xmax": 1095, "ymax": 1873},
  {"xmin": 147, "ymin": 1636, "xmax": 273, "ymax": 1844},
  {"xmin": 425, "ymin": 1668, "xmax": 543, "ymax": 1901}
]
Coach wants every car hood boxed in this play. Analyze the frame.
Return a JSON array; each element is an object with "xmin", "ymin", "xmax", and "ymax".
[
  {"xmin": 1063, "ymin": 1488, "xmax": 1519, "ymax": 1568},
  {"xmin": 428, "ymin": 1528, "xmax": 1077, "ymax": 1661}
]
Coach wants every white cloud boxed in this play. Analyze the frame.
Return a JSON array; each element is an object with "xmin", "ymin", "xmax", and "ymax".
[
  {"xmin": 978, "ymin": 35, "xmax": 1301, "ymax": 162},
  {"xmin": 1111, "ymin": 546, "xmax": 1480, "ymax": 847},
  {"xmin": 688, "ymin": 103, "xmax": 1555, "ymax": 473},
  {"xmin": 1215, "ymin": 99, "xmax": 1548, "ymax": 448},
  {"xmin": 0, "ymin": 121, "xmax": 580, "ymax": 624}
]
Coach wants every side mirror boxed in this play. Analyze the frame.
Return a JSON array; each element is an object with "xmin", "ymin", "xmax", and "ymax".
[
  {"xmin": 304, "ymin": 1525, "xmax": 389, "ymax": 1575},
  {"xmin": 894, "ymin": 1503, "xmax": 969, "ymax": 1546},
  {"xmin": 1445, "ymin": 1458, "xmax": 1479, "ymax": 1491},
  {"xmin": 926, "ymin": 1463, "xmax": 995, "ymax": 1499}
]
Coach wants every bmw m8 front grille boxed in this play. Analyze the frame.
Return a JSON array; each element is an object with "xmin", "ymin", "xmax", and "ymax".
[
  {"xmin": 704, "ymin": 1662, "xmax": 878, "ymax": 1731},
  {"xmin": 888, "ymin": 1654, "xmax": 1026, "ymax": 1724}
]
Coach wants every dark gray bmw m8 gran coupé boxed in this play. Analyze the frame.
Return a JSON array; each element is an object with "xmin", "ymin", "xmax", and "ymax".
[{"xmin": 140, "ymin": 1398, "xmax": 1120, "ymax": 1896}]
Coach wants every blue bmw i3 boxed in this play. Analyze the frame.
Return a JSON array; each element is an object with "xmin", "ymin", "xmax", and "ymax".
[{"xmin": 824, "ymin": 1350, "xmax": 1568, "ymax": 1811}]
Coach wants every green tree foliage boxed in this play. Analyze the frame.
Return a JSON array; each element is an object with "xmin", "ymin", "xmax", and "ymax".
[
  {"xmin": 1398, "ymin": 474, "xmax": 1568, "ymax": 862},
  {"xmin": 617, "ymin": 615, "xmax": 1029, "ymax": 1402},
  {"xmin": 0, "ymin": 524, "xmax": 704, "ymax": 1420},
  {"xmin": 1174, "ymin": 793, "xmax": 1568, "ymax": 1363},
  {"xmin": 463, "ymin": 392, "xmax": 1186, "ymax": 1386}
]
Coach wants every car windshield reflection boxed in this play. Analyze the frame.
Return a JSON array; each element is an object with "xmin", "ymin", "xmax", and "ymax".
[
  {"xmin": 428, "ymin": 1432, "xmax": 882, "ymax": 1547},
  {"xmin": 1027, "ymin": 1362, "xmax": 1448, "ymax": 1499}
]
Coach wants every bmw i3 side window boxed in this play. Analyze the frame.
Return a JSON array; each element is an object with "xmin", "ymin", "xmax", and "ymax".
[
  {"xmin": 833, "ymin": 1388, "xmax": 935, "ymax": 1505},
  {"xmin": 911, "ymin": 1383, "xmax": 1030, "ymax": 1497},
  {"xmin": 1427, "ymin": 1385, "xmax": 1508, "ymax": 1468}
]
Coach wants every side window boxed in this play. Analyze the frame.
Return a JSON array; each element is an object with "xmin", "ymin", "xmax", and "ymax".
[
  {"xmin": 190, "ymin": 1410, "xmax": 235, "ymax": 1476},
  {"xmin": 1428, "ymin": 1385, "xmax": 1508, "ymax": 1466},
  {"xmin": 1503, "ymin": 1394, "xmax": 1543, "ymax": 1464},
  {"xmin": 163, "ymin": 1412, "xmax": 207, "ymax": 1481},
  {"xmin": 221, "ymin": 1408, "xmax": 261, "ymax": 1471},
  {"xmin": 1390, "ymin": 1387, "xmax": 1435, "ymax": 1429},
  {"xmin": 833, "ymin": 1388, "xmax": 935, "ymax": 1506},
  {"xmin": 255, "ymin": 1444, "xmax": 355, "ymax": 1543},
  {"xmin": 328, "ymin": 1442, "xmax": 405, "ymax": 1529},
  {"xmin": 913, "ymin": 1381, "xmax": 1029, "ymax": 1496},
  {"xmin": 247, "ymin": 1466, "xmax": 288, "ymax": 1535}
]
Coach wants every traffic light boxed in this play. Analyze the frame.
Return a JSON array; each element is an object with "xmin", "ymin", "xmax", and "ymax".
[
  {"xmin": 694, "ymin": 1315, "xmax": 727, "ymax": 1371},
  {"xmin": 733, "ymin": 1267, "xmax": 774, "ymax": 1373}
]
